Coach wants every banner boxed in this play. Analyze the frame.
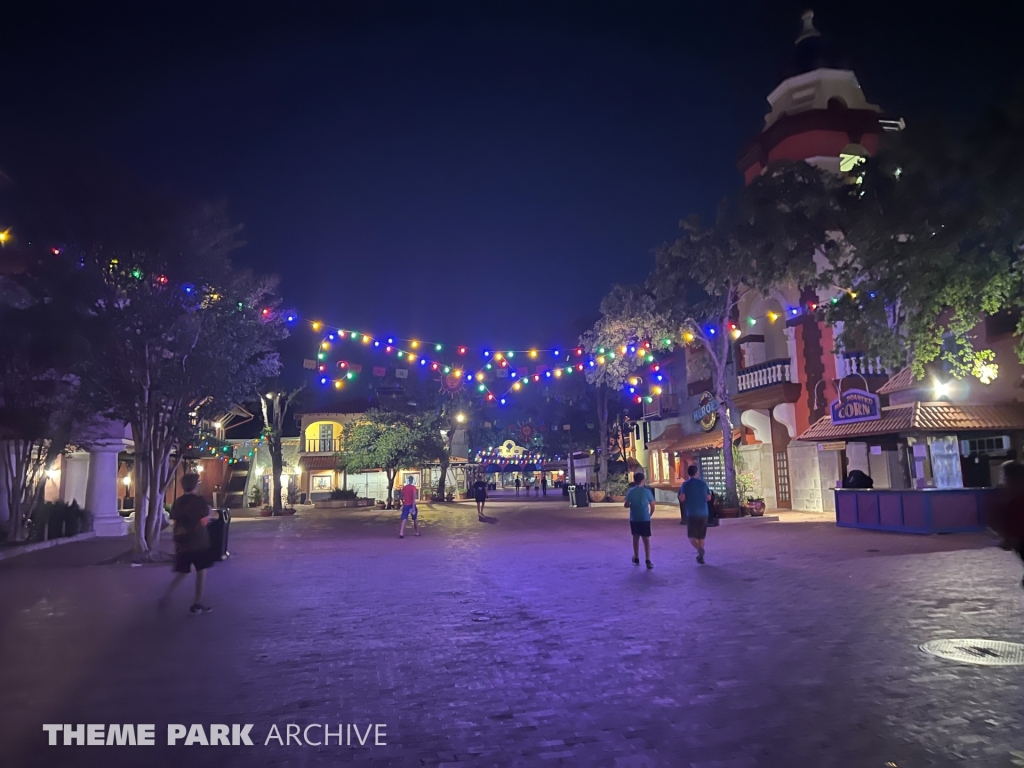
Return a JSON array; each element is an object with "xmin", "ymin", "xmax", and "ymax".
[
  {"xmin": 395, "ymin": 369, "xmax": 408, "ymax": 379},
  {"xmin": 373, "ymin": 367, "xmax": 386, "ymax": 377}
]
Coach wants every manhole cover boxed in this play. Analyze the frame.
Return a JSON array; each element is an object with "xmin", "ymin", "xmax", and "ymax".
[{"xmin": 920, "ymin": 639, "xmax": 1024, "ymax": 666}]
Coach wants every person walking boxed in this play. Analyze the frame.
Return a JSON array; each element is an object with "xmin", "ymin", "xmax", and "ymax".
[
  {"xmin": 624, "ymin": 471, "xmax": 655, "ymax": 569},
  {"xmin": 679, "ymin": 465, "xmax": 711, "ymax": 564},
  {"xmin": 541, "ymin": 475, "xmax": 547, "ymax": 496},
  {"xmin": 514, "ymin": 476, "xmax": 521, "ymax": 496},
  {"xmin": 399, "ymin": 476, "xmax": 420, "ymax": 538},
  {"xmin": 159, "ymin": 472, "xmax": 215, "ymax": 614},
  {"xmin": 472, "ymin": 476, "xmax": 489, "ymax": 519},
  {"xmin": 987, "ymin": 461, "xmax": 1024, "ymax": 589}
]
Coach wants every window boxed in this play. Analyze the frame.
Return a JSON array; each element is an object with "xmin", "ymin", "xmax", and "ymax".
[
  {"xmin": 698, "ymin": 453, "xmax": 726, "ymax": 497},
  {"xmin": 312, "ymin": 474, "xmax": 333, "ymax": 491},
  {"xmin": 319, "ymin": 424, "xmax": 334, "ymax": 452}
]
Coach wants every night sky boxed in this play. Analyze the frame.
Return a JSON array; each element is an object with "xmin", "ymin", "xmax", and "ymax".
[{"xmin": 3, "ymin": 1, "xmax": 1022, "ymax": 354}]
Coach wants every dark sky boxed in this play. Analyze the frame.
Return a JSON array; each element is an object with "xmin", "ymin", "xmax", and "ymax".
[{"xmin": 3, "ymin": 0, "xmax": 1023, "ymax": 353}]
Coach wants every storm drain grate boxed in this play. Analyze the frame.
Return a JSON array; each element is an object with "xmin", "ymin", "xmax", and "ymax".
[{"xmin": 920, "ymin": 639, "xmax": 1024, "ymax": 666}]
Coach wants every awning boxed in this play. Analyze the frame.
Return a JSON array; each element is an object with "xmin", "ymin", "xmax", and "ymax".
[
  {"xmin": 674, "ymin": 428, "xmax": 744, "ymax": 453},
  {"xmin": 647, "ymin": 423, "xmax": 686, "ymax": 449},
  {"xmin": 876, "ymin": 367, "xmax": 917, "ymax": 395},
  {"xmin": 797, "ymin": 401, "xmax": 1024, "ymax": 441},
  {"xmin": 299, "ymin": 455, "xmax": 340, "ymax": 471}
]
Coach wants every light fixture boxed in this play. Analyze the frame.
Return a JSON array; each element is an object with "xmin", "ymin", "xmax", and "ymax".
[
  {"xmin": 455, "ymin": 413, "xmax": 466, "ymax": 423},
  {"xmin": 195, "ymin": 465, "xmax": 205, "ymax": 473},
  {"xmin": 933, "ymin": 380, "xmax": 952, "ymax": 399},
  {"xmin": 212, "ymin": 422, "xmax": 222, "ymax": 429},
  {"xmin": 46, "ymin": 468, "xmax": 60, "ymax": 480},
  {"xmin": 122, "ymin": 476, "xmax": 132, "ymax": 487}
]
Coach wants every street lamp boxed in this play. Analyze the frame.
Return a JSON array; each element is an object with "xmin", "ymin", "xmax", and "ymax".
[{"xmin": 455, "ymin": 413, "xmax": 466, "ymax": 423}]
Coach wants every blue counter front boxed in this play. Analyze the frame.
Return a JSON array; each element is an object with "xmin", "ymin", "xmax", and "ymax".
[{"xmin": 834, "ymin": 488, "xmax": 993, "ymax": 534}]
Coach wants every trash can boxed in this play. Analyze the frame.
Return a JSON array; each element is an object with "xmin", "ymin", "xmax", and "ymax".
[
  {"xmin": 568, "ymin": 485, "xmax": 589, "ymax": 508},
  {"xmin": 208, "ymin": 508, "xmax": 231, "ymax": 561}
]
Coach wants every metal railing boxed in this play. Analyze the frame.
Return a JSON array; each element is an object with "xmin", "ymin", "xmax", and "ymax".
[
  {"xmin": 642, "ymin": 393, "xmax": 679, "ymax": 418},
  {"xmin": 737, "ymin": 359, "xmax": 792, "ymax": 392},
  {"xmin": 304, "ymin": 438, "xmax": 343, "ymax": 453}
]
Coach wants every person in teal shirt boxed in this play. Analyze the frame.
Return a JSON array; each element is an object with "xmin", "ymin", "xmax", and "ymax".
[
  {"xmin": 679, "ymin": 465, "xmax": 711, "ymax": 564},
  {"xmin": 624, "ymin": 471, "xmax": 656, "ymax": 568}
]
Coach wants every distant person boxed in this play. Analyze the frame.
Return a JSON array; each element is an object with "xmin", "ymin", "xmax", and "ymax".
[
  {"xmin": 472, "ymin": 476, "xmax": 489, "ymax": 519},
  {"xmin": 679, "ymin": 465, "xmax": 711, "ymax": 564},
  {"xmin": 987, "ymin": 461, "xmax": 1024, "ymax": 589},
  {"xmin": 624, "ymin": 471, "xmax": 655, "ymax": 569},
  {"xmin": 514, "ymin": 477, "xmax": 521, "ymax": 496},
  {"xmin": 399, "ymin": 476, "xmax": 419, "ymax": 538},
  {"xmin": 541, "ymin": 475, "xmax": 547, "ymax": 496},
  {"xmin": 534, "ymin": 477, "xmax": 540, "ymax": 496},
  {"xmin": 159, "ymin": 473, "xmax": 214, "ymax": 615}
]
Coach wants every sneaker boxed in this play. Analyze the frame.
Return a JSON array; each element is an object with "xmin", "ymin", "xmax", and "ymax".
[
  {"xmin": 399, "ymin": 534, "xmax": 404, "ymax": 539},
  {"xmin": 632, "ymin": 556, "xmax": 640, "ymax": 565},
  {"xmin": 645, "ymin": 560, "xmax": 654, "ymax": 569},
  {"xmin": 697, "ymin": 550, "xmax": 705, "ymax": 564},
  {"xmin": 189, "ymin": 604, "xmax": 212, "ymax": 615}
]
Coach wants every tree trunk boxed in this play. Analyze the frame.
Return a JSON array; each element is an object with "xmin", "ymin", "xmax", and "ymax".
[
  {"xmin": 133, "ymin": 441, "xmax": 151, "ymax": 554},
  {"xmin": 716, "ymin": 342, "xmax": 738, "ymax": 507},
  {"xmin": 596, "ymin": 385, "xmax": 609, "ymax": 489},
  {"xmin": 270, "ymin": 434, "xmax": 283, "ymax": 515},
  {"xmin": 385, "ymin": 469, "xmax": 396, "ymax": 509}
]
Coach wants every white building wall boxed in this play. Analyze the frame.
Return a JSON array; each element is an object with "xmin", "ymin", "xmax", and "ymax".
[{"xmin": 788, "ymin": 441, "xmax": 823, "ymax": 512}]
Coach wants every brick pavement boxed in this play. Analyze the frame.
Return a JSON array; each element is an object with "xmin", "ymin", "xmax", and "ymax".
[{"xmin": 1, "ymin": 502, "xmax": 1023, "ymax": 767}]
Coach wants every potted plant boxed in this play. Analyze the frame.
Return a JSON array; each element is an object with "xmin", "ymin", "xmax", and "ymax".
[
  {"xmin": 445, "ymin": 490, "xmax": 455, "ymax": 502},
  {"xmin": 375, "ymin": 499, "xmax": 387, "ymax": 510},
  {"xmin": 249, "ymin": 485, "xmax": 263, "ymax": 508},
  {"xmin": 260, "ymin": 504, "xmax": 274, "ymax": 517},
  {"xmin": 736, "ymin": 471, "xmax": 765, "ymax": 516},
  {"xmin": 589, "ymin": 488, "xmax": 607, "ymax": 503},
  {"xmin": 605, "ymin": 478, "xmax": 630, "ymax": 503}
]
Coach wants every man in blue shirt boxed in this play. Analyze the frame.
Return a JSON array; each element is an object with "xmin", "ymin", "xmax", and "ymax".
[
  {"xmin": 679, "ymin": 464, "xmax": 711, "ymax": 564},
  {"xmin": 623, "ymin": 471, "xmax": 656, "ymax": 569}
]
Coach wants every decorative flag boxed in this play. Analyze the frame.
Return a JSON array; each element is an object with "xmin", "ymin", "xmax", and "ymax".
[
  {"xmin": 303, "ymin": 359, "xmax": 317, "ymax": 370},
  {"xmin": 563, "ymin": 424, "xmax": 571, "ymax": 431},
  {"xmin": 552, "ymin": 425, "xmax": 560, "ymax": 431},
  {"xmin": 516, "ymin": 367, "xmax": 529, "ymax": 377},
  {"xmin": 484, "ymin": 422, "xmax": 492, "ymax": 428},
  {"xmin": 373, "ymin": 366, "xmax": 386, "ymax": 377},
  {"xmin": 395, "ymin": 368, "xmax": 408, "ymax": 379},
  {"xmin": 350, "ymin": 363, "xmax": 363, "ymax": 373},
  {"xmin": 496, "ymin": 368, "xmax": 509, "ymax": 378},
  {"xmin": 586, "ymin": 422, "xmax": 595, "ymax": 429}
]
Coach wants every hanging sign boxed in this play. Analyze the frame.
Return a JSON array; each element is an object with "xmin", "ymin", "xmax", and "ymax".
[
  {"xmin": 693, "ymin": 391, "xmax": 719, "ymax": 432},
  {"xmin": 830, "ymin": 388, "xmax": 881, "ymax": 425}
]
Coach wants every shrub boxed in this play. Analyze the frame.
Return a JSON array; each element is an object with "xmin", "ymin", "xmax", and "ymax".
[
  {"xmin": 250, "ymin": 486, "xmax": 263, "ymax": 506},
  {"xmin": 28, "ymin": 501, "xmax": 92, "ymax": 541},
  {"xmin": 330, "ymin": 488, "xmax": 357, "ymax": 501},
  {"xmin": 605, "ymin": 478, "xmax": 630, "ymax": 497},
  {"xmin": 736, "ymin": 470, "xmax": 760, "ymax": 502}
]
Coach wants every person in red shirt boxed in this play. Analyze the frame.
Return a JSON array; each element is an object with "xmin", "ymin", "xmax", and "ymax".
[{"xmin": 399, "ymin": 476, "xmax": 420, "ymax": 538}]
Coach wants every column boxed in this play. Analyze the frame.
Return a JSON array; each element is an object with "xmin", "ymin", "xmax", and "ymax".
[{"xmin": 84, "ymin": 442, "xmax": 128, "ymax": 537}]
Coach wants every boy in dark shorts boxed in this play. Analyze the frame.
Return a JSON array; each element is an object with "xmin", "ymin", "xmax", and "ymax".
[
  {"xmin": 159, "ymin": 472, "xmax": 214, "ymax": 614},
  {"xmin": 624, "ymin": 471, "xmax": 656, "ymax": 568},
  {"xmin": 399, "ymin": 476, "xmax": 420, "ymax": 538},
  {"xmin": 472, "ymin": 476, "xmax": 488, "ymax": 519},
  {"xmin": 679, "ymin": 465, "xmax": 711, "ymax": 564}
]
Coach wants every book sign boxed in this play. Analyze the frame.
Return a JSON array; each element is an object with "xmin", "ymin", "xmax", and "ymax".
[{"xmin": 830, "ymin": 388, "xmax": 881, "ymax": 425}]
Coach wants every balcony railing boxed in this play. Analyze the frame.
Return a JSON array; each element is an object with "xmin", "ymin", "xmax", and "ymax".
[
  {"xmin": 305, "ymin": 438, "xmax": 344, "ymax": 453},
  {"xmin": 838, "ymin": 353, "xmax": 886, "ymax": 378},
  {"xmin": 643, "ymin": 393, "xmax": 679, "ymax": 418},
  {"xmin": 737, "ymin": 359, "xmax": 792, "ymax": 392}
]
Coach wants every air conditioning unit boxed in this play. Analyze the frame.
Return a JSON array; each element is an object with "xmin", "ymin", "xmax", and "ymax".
[{"xmin": 960, "ymin": 435, "xmax": 1011, "ymax": 457}]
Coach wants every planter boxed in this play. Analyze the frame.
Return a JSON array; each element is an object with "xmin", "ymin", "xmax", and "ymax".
[
  {"xmin": 717, "ymin": 506, "xmax": 740, "ymax": 519},
  {"xmin": 610, "ymin": 494, "xmax": 626, "ymax": 503},
  {"xmin": 280, "ymin": 508, "xmax": 296, "ymax": 516},
  {"xmin": 459, "ymin": 492, "xmax": 472, "ymax": 500},
  {"xmin": 259, "ymin": 507, "xmax": 274, "ymax": 517},
  {"xmin": 375, "ymin": 502, "xmax": 387, "ymax": 510},
  {"xmin": 588, "ymin": 490, "xmax": 607, "ymax": 503},
  {"xmin": 742, "ymin": 499, "xmax": 766, "ymax": 517}
]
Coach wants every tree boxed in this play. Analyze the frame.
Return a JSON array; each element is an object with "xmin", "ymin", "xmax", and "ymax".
[
  {"xmin": 344, "ymin": 408, "xmax": 443, "ymax": 508},
  {"xmin": 0, "ymin": 258, "xmax": 94, "ymax": 541},
  {"xmin": 651, "ymin": 163, "xmax": 833, "ymax": 503},
  {"xmin": 580, "ymin": 285, "xmax": 674, "ymax": 490},
  {"xmin": 82, "ymin": 205, "xmax": 286, "ymax": 557},
  {"xmin": 819, "ymin": 116, "xmax": 1024, "ymax": 380},
  {"xmin": 258, "ymin": 382, "xmax": 306, "ymax": 515}
]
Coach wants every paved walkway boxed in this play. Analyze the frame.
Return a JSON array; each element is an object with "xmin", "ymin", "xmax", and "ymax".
[{"xmin": 1, "ymin": 502, "xmax": 1022, "ymax": 767}]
